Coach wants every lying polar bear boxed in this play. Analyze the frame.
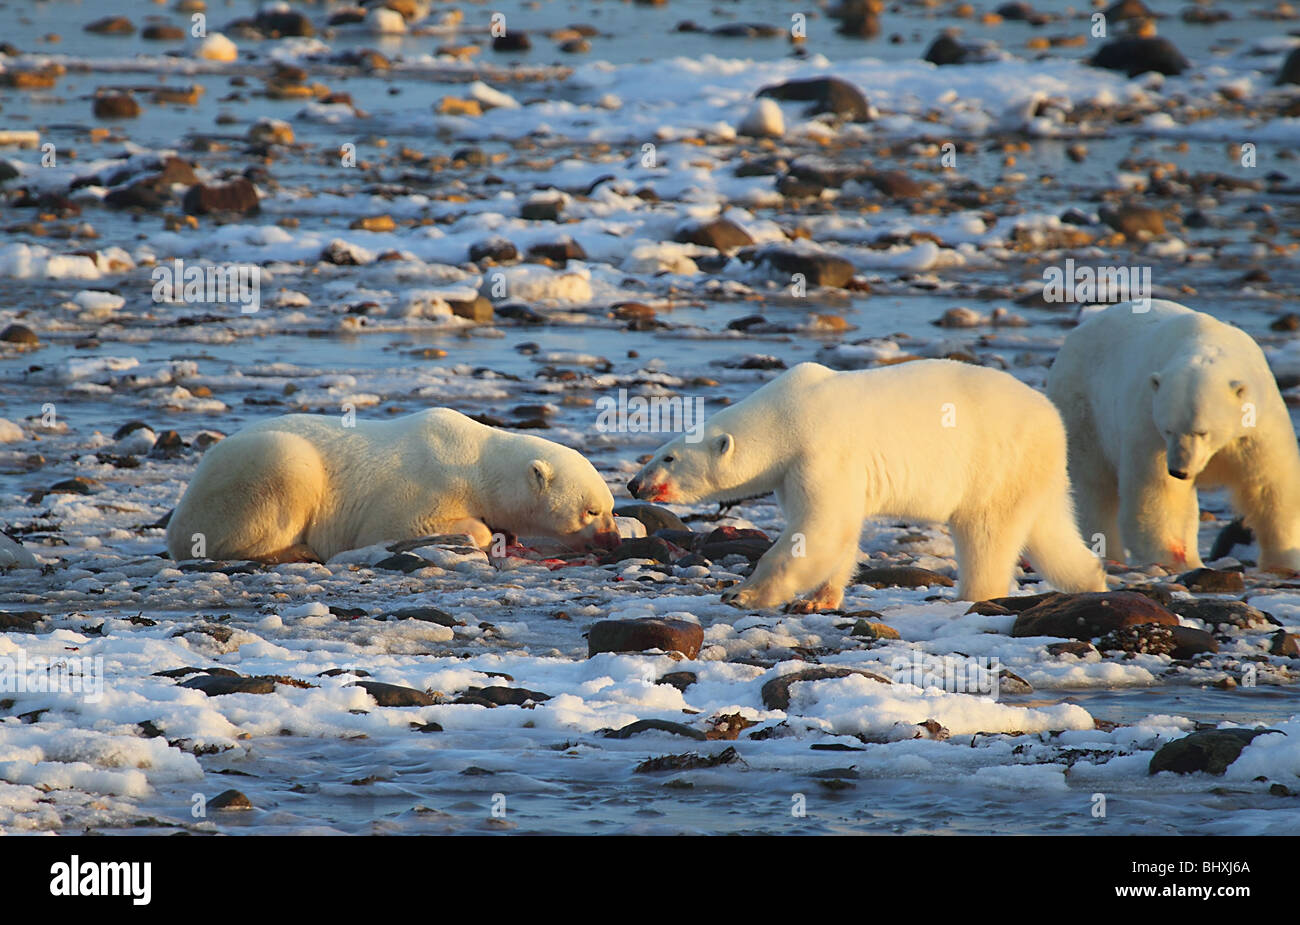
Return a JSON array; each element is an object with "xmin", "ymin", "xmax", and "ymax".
[
  {"xmin": 629, "ymin": 360, "xmax": 1107, "ymax": 609},
  {"xmin": 166, "ymin": 408, "xmax": 619, "ymax": 563},
  {"xmin": 1047, "ymin": 299, "xmax": 1300, "ymax": 571}
]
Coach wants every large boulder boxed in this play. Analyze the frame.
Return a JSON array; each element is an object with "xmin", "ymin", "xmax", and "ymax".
[
  {"xmin": 1149, "ymin": 728, "xmax": 1281, "ymax": 776},
  {"xmin": 756, "ymin": 76, "xmax": 871, "ymax": 122},
  {"xmin": 1089, "ymin": 37, "xmax": 1189, "ymax": 77},
  {"xmin": 588, "ymin": 617, "xmax": 703, "ymax": 658},
  {"xmin": 1010, "ymin": 591, "xmax": 1178, "ymax": 639}
]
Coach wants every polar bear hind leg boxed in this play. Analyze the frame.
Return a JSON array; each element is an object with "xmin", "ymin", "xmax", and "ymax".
[
  {"xmin": 1023, "ymin": 486, "xmax": 1109, "ymax": 593},
  {"xmin": 167, "ymin": 431, "xmax": 327, "ymax": 562}
]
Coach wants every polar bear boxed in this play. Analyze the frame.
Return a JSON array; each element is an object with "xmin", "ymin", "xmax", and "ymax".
[
  {"xmin": 628, "ymin": 360, "xmax": 1107, "ymax": 609},
  {"xmin": 166, "ymin": 408, "xmax": 619, "ymax": 563},
  {"xmin": 1047, "ymin": 299, "xmax": 1300, "ymax": 571}
]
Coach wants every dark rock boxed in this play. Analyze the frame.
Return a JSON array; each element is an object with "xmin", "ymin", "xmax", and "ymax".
[
  {"xmin": 385, "ymin": 606, "xmax": 462, "ymax": 627},
  {"xmin": 0, "ymin": 611, "xmax": 45, "ymax": 633},
  {"xmin": 855, "ymin": 565, "xmax": 955, "ymax": 589},
  {"xmin": 865, "ymin": 170, "xmax": 925, "ymax": 199},
  {"xmin": 588, "ymin": 617, "xmax": 704, "ymax": 658},
  {"xmin": 1270, "ymin": 631, "xmax": 1300, "ymax": 657},
  {"xmin": 142, "ymin": 24, "xmax": 185, "ymax": 41},
  {"xmin": 615, "ymin": 503, "xmax": 688, "ymax": 534},
  {"xmin": 1170, "ymin": 599, "xmax": 1273, "ymax": 629},
  {"xmin": 1177, "ymin": 568, "xmax": 1245, "ymax": 593},
  {"xmin": 93, "ymin": 93, "xmax": 141, "ymax": 119},
  {"xmin": 0, "ymin": 323, "xmax": 39, "ymax": 345},
  {"xmin": 85, "ymin": 15, "xmax": 136, "ymax": 35},
  {"xmin": 373, "ymin": 552, "xmax": 430, "ymax": 573},
  {"xmin": 1278, "ymin": 48, "xmax": 1300, "ymax": 86},
  {"xmin": 179, "ymin": 675, "xmax": 278, "ymax": 696},
  {"xmin": 469, "ymin": 237, "xmax": 518, "ymax": 263},
  {"xmin": 754, "ymin": 247, "xmax": 856, "ymax": 288},
  {"xmin": 756, "ymin": 76, "xmax": 871, "ymax": 122},
  {"xmin": 1099, "ymin": 203, "xmax": 1166, "ymax": 238},
  {"xmin": 674, "ymin": 218, "xmax": 754, "ymax": 254},
  {"xmin": 603, "ymin": 536, "xmax": 676, "ymax": 564},
  {"xmin": 760, "ymin": 666, "xmax": 890, "ymax": 711},
  {"xmin": 209, "ymin": 789, "xmax": 254, "ymax": 810},
  {"xmin": 1149, "ymin": 728, "xmax": 1282, "ymax": 776},
  {"xmin": 1169, "ymin": 625, "xmax": 1220, "ymax": 658},
  {"xmin": 459, "ymin": 686, "xmax": 551, "ymax": 706},
  {"xmin": 447, "ymin": 294, "xmax": 493, "ymax": 323},
  {"xmin": 605, "ymin": 718, "xmax": 706, "ymax": 740},
  {"xmin": 526, "ymin": 238, "xmax": 586, "ymax": 263},
  {"xmin": 254, "ymin": 9, "xmax": 315, "ymax": 37},
  {"xmin": 1097, "ymin": 622, "xmax": 1178, "ymax": 656},
  {"xmin": 182, "ymin": 178, "xmax": 259, "ymax": 216},
  {"xmin": 1046, "ymin": 640, "xmax": 1098, "ymax": 658},
  {"xmin": 1103, "ymin": 0, "xmax": 1153, "ymax": 20},
  {"xmin": 520, "ymin": 197, "xmax": 562, "ymax": 221},
  {"xmin": 351, "ymin": 680, "xmax": 435, "ymax": 707},
  {"xmin": 656, "ymin": 671, "xmax": 697, "ymax": 692},
  {"xmin": 1089, "ymin": 37, "xmax": 1189, "ymax": 78},
  {"xmin": 699, "ymin": 526, "xmax": 772, "ymax": 562},
  {"xmin": 924, "ymin": 34, "xmax": 968, "ymax": 66},
  {"xmin": 1011, "ymin": 591, "xmax": 1178, "ymax": 639},
  {"xmin": 492, "ymin": 32, "xmax": 532, "ymax": 52}
]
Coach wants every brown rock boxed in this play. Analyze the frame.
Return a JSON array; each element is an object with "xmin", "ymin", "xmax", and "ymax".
[
  {"xmin": 588, "ymin": 618, "xmax": 703, "ymax": 658},
  {"xmin": 182, "ymin": 177, "xmax": 259, "ymax": 215},
  {"xmin": 855, "ymin": 565, "xmax": 955, "ymax": 589},
  {"xmin": 350, "ymin": 680, "xmax": 435, "ymax": 707},
  {"xmin": 1011, "ymin": 591, "xmax": 1178, "ymax": 639},
  {"xmin": 1177, "ymin": 568, "xmax": 1245, "ymax": 593},
  {"xmin": 674, "ymin": 218, "xmax": 754, "ymax": 254},
  {"xmin": 760, "ymin": 666, "xmax": 890, "ymax": 711},
  {"xmin": 93, "ymin": 93, "xmax": 141, "ymax": 119}
]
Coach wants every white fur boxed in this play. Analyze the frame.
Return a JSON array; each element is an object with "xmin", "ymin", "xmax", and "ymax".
[
  {"xmin": 166, "ymin": 409, "xmax": 618, "ymax": 562},
  {"xmin": 630, "ymin": 360, "xmax": 1106, "ymax": 608},
  {"xmin": 1047, "ymin": 299, "xmax": 1300, "ymax": 571}
]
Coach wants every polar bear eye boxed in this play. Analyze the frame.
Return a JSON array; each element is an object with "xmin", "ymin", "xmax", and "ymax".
[
  {"xmin": 585, "ymin": 509, "xmax": 599, "ymax": 518},
  {"xmin": 662, "ymin": 456, "xmax": 674, "ymax": 464},
  {"xmin": 1194, "ymin": 431, "xmax": 1208, "ymax": 438}
]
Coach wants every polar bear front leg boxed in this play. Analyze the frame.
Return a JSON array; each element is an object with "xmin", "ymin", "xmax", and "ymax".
[
  {"xmin": 1118, "ymin": 451, "xmax": 1203, "ymax": 569},
  {"xmin": 721, "ymin": 476, "xmax": 864, "ymax": 610}
]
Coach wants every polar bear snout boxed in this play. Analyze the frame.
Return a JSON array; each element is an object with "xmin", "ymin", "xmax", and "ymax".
[
  {"xmin": 627, "ymin": 475, "xmax": 643, "ymax": 497},
  {"xmin": 1168, "ymin": 467, "xmax": 1190, "ymax": 480}
]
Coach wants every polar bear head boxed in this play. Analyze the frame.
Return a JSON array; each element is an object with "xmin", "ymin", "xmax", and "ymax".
[
  {"xmin": 516, "ymin": 447, "xmax": 620, "ymax": 551},
  {"xmin": 1150, "ymin": 359, "xmax": 1248, "ymax": 481}
]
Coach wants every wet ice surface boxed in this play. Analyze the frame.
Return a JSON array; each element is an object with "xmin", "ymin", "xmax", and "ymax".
[{"xmin": 3, "ymin": 0, "xmax": 1300, "ymax": 834}]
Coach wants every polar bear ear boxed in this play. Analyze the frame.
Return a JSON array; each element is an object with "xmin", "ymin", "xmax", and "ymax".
[
  {"xmin": 529, "ymin": 459, "xmax": 553, "ymax": 491},
  {"xmin": 1231, "ymin": 380, "xmax": 1247, "ymax": 399},
  {"xmin": 1149, "ymin": 373, "xmax": 1161, "ymax": 391},
  {"xmin": 714, "ymin": 433, "xmax": 734, "ymax": 457}
]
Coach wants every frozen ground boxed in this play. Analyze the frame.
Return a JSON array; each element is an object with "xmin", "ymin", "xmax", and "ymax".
[{"xmin": 1, "ymin": 0, "xmax": 1300, "ymax": 834}]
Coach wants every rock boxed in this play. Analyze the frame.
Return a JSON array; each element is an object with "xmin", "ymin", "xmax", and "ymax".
[
  {"xmin": 492, "ymin": 32, "xmax": 532, "ymax": 52},
  {"xmin": 247, "ymin": 118, "xmax": 294, "ymax": 146},
  {"xmin": 459, "ymin": 686, "xmax": 551, "ymax": 706},
  {"xmin": 254, "ymin": 8, "xmax": 315, "ymax": 37},
  {"xmin": 86, "ymin": 16, "xmax": 135, "ymax": 35},
  {"xmin": 0, "ymin": 610, "xmax": 44, "ymax": 632},
  {"xmin": 855, "ymin": 565, "xmax": 955, "ymax": 589},
  {"xmin": 209, "ymin": 789, "xmax": 254, "ymax": 810},
  {"xmin": 865, "ymin": 170, "xmax": 925, "ymax": 199},
  {"xmin": 605, "ymin": 719, "xmax": 706, "ymax": 740},
  {"xmin": 699, "ymin": 526, "xmax": 771, "ymax": 562},
  {"xmin": 602, "ymin": 536, "xmax": 675, "ymax": 564},
  {"xmin": 93, "ymin": 93, "xmax": 141, "ymax": 119},
  {"xmin": 760, "ymin": 666, "xmax": 890, "ymax": 711},
  {"xmin": 526, "ymin": 238, "xmax": 586, "ymax": 263},
  {"xmin": 1089, "ymin": 37, "xmax": 1189, "ymax": 78},
  {"xmin": 142, "ymin": 24, "xmax": 185, "ymax": 41},
  {"xmin": 1099, "ymin": 203, "xmax": 1166, "ymax": 238},
  {"xmin": 656, "ymin": 671, "xmax": 698, "ymax": 692},
  {"xmin": 385, "ymin": 606, "xmax": 461, "ymax": 627},
  {"xmin": 446, "ymin": 294, "xmax": 494, "ymax": 323},
  {"xmin": 1149, "ymin": 728, "xmax": 1281, "ymax": 776},
  {"xmin": 1046, "ymin": 640, "xmax": 1097, "ymax": 658},
  {"xmin": 373, "ymin": 552, "xmax": 430, "ymax": 573},
  {"xmin": 1097, "ymin": 622, "xmax": 1177, "ymax": 656},
  {"xmin": 851, "ymin": 619, "xmax": 901, "ymax": 640},
  {"xmin": 469, "ymin": 237, "xmax": 518, "ymax": 263},
  {"xmin": 179, "ymin": 675, "xmax": 277, "ymax": 696},
  {"xmin": 588, "ymin": 618, "xmax": 704, "ymax": 658},
  {"xmin": 1171, "ymin": 599, "xmax": 1273, "ymax": 629},
  {"xmin": 998, "ymin": 668, "xmax": 1034, "ymax": 695},
  {"xmin": 182, "ymin": 178, "xmax": 259, "ymax": 216},
  {"xmin": 520, "ymin": 195, "xmax": 563, "ymax": 221},
  {"xmin": 1271, "ymin": 631, "xmax": 1300, "ymax": 657},
  {"xmin": 1177, "ymin": 568, "xmax": 1245, "ymax": 593},
  {"xmin": 0, "ymin": 323, "xmax": 39, "ymax": 345},
  {"xmin": 1278, "ymin": 48, "xmax": 1300, "ymax": 85},
  {"xmin": 196, "ymin": 33, "xmax": 238, "ymax": 62},
  {"xmin": 738, "ymin": 99, "xmax": 785, "ymax": 138},
  {"xmin": 756, "ymin": 76, "xmax": 871, "ymax": 122},
  {"xmin": 351, "ymin": 680, "xmax": 435, "ymax": 707},
  {"xmin": 674, "ymin": 218, "xmax": 754, "ymax": 254},
  {"xmin": 754, "ymin": 247, "xmax": 856, "ymax": 288},
  {"xmin": 1103, "ymin": 0, "xmax": 1153, "ymax": 20},
  {"xmin": 614, "ymin": 503, "xmax": 688, "ymax": 534},
  {"xmin": 1011, "ymin": 591, "xmax": 1178, "ymax": 639},
  {"xmin": 924, "ymin": 34, "xmax": 968, "ymax": 65}
]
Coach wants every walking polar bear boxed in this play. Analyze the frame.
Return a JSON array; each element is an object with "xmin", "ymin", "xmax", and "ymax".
[
  {"xmin": 1047, "ymin": 299, "xmax": 1300, "ymax": 571},
  {"xmin": 166, "ymin": 408, "xmax": 620, "ymax": 563},
  {"xmin": 629, "ymin": 360, "xmax": 1107, "ymax": 610}
]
